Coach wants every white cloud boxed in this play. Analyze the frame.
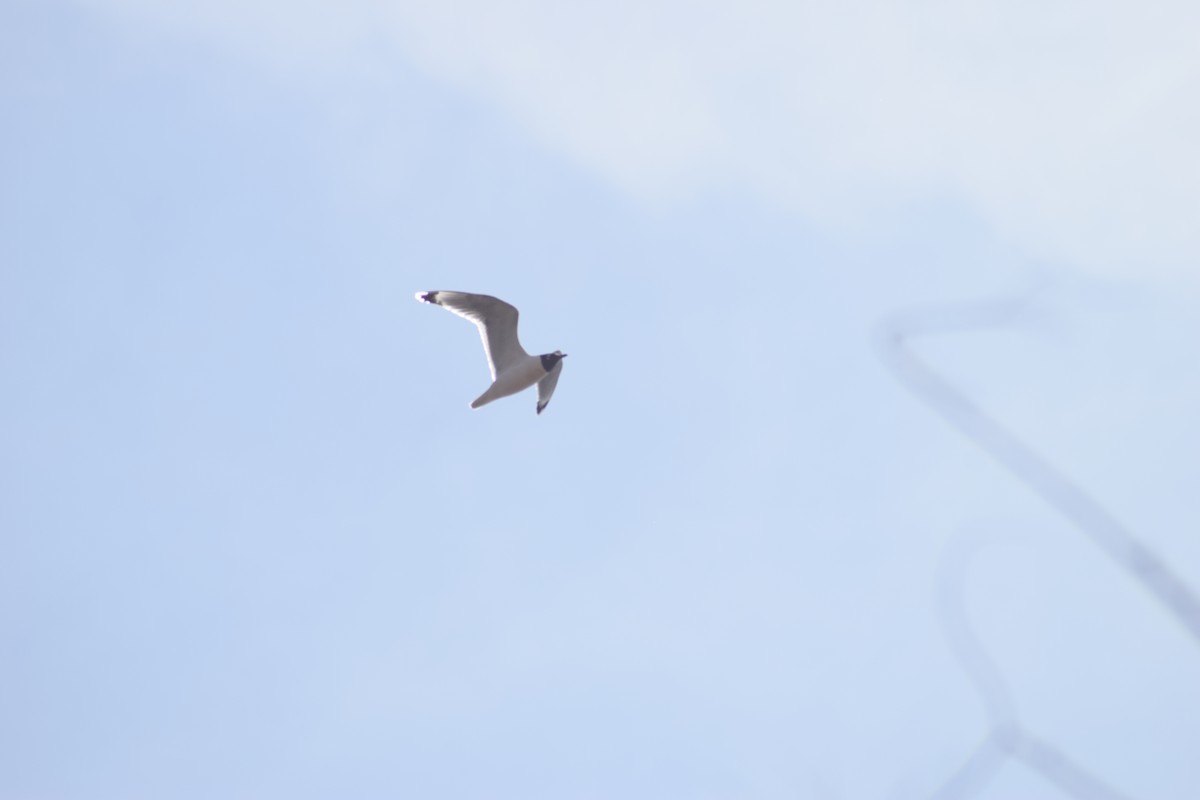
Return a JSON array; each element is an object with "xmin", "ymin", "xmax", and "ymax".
[{"xmin": 80, "ymin": 0, "xmax": 1200, "ymax": 280}]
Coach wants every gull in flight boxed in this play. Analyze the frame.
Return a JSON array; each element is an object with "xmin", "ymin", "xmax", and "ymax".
[{"xmin": 415, "ymin": 290, "xmax": 567, "ymax": 414}]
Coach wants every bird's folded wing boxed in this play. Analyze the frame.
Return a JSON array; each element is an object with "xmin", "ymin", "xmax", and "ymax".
[
  {"xmin": 417, "ymin": 291, "xmax": 527, "ymax": 379},
  {"xmin": 536, "ymin": 359, "xmax": 563, "ymax": 415}
]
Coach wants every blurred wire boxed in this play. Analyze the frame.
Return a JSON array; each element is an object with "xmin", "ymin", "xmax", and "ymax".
[
  {"xmin": 875, "ymin": 295, "xmax": 1200, "ymax": 799},
  {"xmin": 930, "ymin": 533, "xmax": 1131, "ymax": 800}
]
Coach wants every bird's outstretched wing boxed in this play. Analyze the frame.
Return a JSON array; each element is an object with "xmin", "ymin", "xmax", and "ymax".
[
  {"xmin": 536, "ymin": 359, "xmax": 563, "ymax": 415},
  {"xmin": 416, "ymin": 291, "xmax": 528, "ymax": 379}
]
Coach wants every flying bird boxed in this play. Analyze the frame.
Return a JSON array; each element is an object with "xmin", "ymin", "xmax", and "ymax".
[{"xmin": 415, "ymin": 290, "xmax": 567, "ymax": 414}]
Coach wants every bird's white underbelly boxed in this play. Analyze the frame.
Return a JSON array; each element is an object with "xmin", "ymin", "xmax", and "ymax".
[{"xmin": 472, "ymin": 358, "xmax": 544, "ymax": 407}]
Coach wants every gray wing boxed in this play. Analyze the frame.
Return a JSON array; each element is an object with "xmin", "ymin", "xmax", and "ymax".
[
  {"xmin": 415, "ymin": 291, "xmax": 528, "ymax": 379},
  {"xmin": 535, "ymin": 359, "xmax": 563, "ymax": 415}
]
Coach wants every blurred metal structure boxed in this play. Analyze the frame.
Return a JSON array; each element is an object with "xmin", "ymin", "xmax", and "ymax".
[{"xmin": 875, "ymin": 296, "xmax": 1200, "ymax": 799}]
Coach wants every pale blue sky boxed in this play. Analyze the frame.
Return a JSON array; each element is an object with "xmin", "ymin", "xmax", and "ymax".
[{"xmin": 3, "ymin": 1, "xmax": 1199, "ymax": 798}]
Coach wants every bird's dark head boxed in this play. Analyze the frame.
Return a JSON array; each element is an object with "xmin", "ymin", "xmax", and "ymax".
[{"xmin": 540, "ymin": 350, "xmax": 567, "ymax": 371}]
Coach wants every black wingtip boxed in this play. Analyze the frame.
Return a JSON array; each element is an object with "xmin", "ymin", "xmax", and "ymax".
[
  {"xmin": 415, "ymin": 291, "xmax": 440, "ymax": 305},
  {"xmin": 536, "ymin": 402, "xmax": 548, "ymax": 415}
]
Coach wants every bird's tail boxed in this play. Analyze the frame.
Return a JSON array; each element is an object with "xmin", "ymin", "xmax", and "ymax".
[{"xmin": 470, "ymin": 387, "xmax": 496, "ymax": 409}]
